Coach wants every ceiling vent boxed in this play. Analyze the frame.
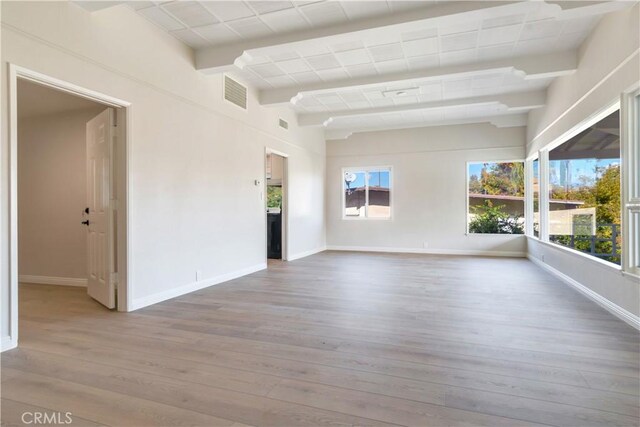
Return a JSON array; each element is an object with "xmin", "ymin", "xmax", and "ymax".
[
  {"xmin": 278, "ymin": 118, "xmax": 289, "ymax": 130},
  {"xmin": 224, "ymin": 75, "xmax": 247, "ymax": 110}
]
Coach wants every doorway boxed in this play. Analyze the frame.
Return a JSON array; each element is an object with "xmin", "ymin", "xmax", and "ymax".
[
  {"xmin": 265, "ymin": 150, "xmax": 287, "ymax": 262},
  {"xmin": 5, "ymin": 65, "xmax": 130, "ymax": 351}
]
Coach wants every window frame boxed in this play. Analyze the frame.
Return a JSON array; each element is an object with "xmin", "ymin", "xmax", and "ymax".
[
  {"xmin": 621, "ymin": 87, "xmax": 640, "ymax": 277},
  {"xmin": 525, "ymin": 156, "xmax": 540, "ymax": 239},
  {"xmin": 465, "ymin": 160, "xmax": 526, "ymax": 236},
  {"xmin": 341, "ymin": 166, "xmax": 393, "ymax": 221},
  {"xmin": 535, "ymin": 99, "xmax": 624, "ymax": 271}
]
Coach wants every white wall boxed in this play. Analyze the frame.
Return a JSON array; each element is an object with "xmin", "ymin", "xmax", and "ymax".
[
  {"xmin": 526, "ymin": 4, "xmax": 640, "ymax": 318},
  {"xmin": 18, "ymin": 107, "xmax": 104, "ymax": 282},
  {"xmin": 326, "ymin": 124, "xmax": 527, "ymax": 256},
  {"xmin": 1, "ymin": 2, "xmax": 326, "ymax": 347}
]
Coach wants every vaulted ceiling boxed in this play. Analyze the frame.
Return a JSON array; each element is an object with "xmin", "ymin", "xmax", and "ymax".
[{"xmin": 79, "ymin": 1, "xmax": 633, "ymax": 139}]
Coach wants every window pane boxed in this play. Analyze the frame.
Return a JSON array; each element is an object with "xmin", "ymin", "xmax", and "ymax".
[
  {"xmin": 548, "ymin": 110, "xmax": 621, "ymax": 265},
  {"xmin": 344, "ymin": 171, "xmax": 366, "ymax": 217},
  {"xmin": 367, "ymin": 170, "xmax": 390, "ymax": 218},
  {"xmin": 533, "ymin": 159, "xmax": 540, "ymax": 237},
  {"xmin": 468, "ymin": 162, "xmax": 525, "ymax": 234}
]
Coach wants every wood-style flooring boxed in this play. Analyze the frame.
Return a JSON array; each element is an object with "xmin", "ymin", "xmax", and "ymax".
[{"xmin": 2, "ymin": 251, "xmax": 639, "ymax": 426}]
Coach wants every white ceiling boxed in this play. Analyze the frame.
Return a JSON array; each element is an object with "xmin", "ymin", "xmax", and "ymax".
[
  {"xmin": 120, "ymin": 0, "xmax": 632, "ymax": 138},
  {"xmin": 130, "ymin": 1, "xmax": 431, "ymax": 48},
  {"xmin": 17, "ymin": 79, "xmax": 104, "ymax": 119},
  {"xmin": 292, "ymin": 71, "xmax": 553, "ymax": 114},
  {"xmin": 236, "ymin": 10, "xmax": 596, "ymax": 90}
]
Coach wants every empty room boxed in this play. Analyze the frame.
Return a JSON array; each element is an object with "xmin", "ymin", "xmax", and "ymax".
[{"xmin": 1, "ymin": 1, "xmax": 639, "ymax": 426}]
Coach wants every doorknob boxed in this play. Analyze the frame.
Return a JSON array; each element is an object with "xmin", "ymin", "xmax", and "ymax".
[{"xmin": 81, "ymin": 220, "xmax": 90, "ymax": 226}]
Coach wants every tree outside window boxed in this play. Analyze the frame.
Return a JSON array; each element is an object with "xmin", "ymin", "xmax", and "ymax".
[{"xmin": 468, "ymin": 162, "xmax": 525, "ymax": 234}]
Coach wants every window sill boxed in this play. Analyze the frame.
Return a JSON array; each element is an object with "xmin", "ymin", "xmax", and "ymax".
[
  {"xmin": 342, "ymin": 217, "xmax": 392, "ymax": 221},
  {"xmin": 528, "ymin": 236, "xmax": 624, "ymax": 273},
  {"xmin": 465, "ymin": 233, "xmax": 525, "ymax": 237}
]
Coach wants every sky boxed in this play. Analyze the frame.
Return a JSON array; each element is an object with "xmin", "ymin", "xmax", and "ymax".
[
  {"xmin": 344, "ymin": 170, "xmax": 390, "ymax": 188},
  {"xmin": 469, "ymin": 158, "xmax": 619, "ymax": 188},
  {"xmin": 548, "ymin": 158, "xmax": 619, "ymax": 187}
]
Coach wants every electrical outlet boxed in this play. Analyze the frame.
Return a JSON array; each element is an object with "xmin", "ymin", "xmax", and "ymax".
[
  {"xmin": 423, "ymin": 242, "xmax": 429, "ymax": 248},
  {"xmin": 196, "ymin": 270, "xmax": 202, "ymax": 281}
]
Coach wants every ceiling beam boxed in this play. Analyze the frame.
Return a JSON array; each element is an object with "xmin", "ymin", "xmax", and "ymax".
[
  {"xmin": 72, "ymin": 1, "xmax": 125, "ymax": 12},
  {"xmin": 195, "ymin": 1, "xmax": 531, "ymax": 73},
  {"xmin": 194, "ymin": 1, "xmax": 628, "ymax": 75},
  {"xmin": 298, "ymin": 91, "xmax": 546, "ymax": 127},
  {"xmin": 325, "ymin": 113, "xmax": 528, "ymax": 140},
  {"xmin": 261, "ymin": 51, "xmax": 577, "ymax": 106}
]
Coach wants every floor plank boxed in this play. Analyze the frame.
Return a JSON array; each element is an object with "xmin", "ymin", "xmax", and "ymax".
[{"xmin": 3, "ymin": 251, "xmax": 639, "ymax": 426}]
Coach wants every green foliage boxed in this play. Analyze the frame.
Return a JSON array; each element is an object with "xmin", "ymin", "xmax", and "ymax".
[
  {"xmin": 469, "ymin": 200, "xmax": 524, "ymax": 234},
  {"xmin": 550, "ymin": 164, "xmax": 620, "ymax": 225},
  {"xmin": 472, "ymin": 162, "xmax": 525, "ymax": 197},
  {"xmin": 267, "ymin": 186, "xmax": 282, "ymax": 209},
  {"xmin": 549, "ymin": 164, "xmax": 621, "ymax": 264},
  {"xmin": 593, "ymin": 165, "xmax": 621, "ymax": 225}
]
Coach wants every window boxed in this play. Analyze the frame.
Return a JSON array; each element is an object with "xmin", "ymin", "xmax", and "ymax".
[
  {"xmin": 467, "ymin": 161, "xmax": 525, "ymax": 234},
  {"xmin": 343, "ymin": 167, "xmax": 391, "ymax": 219},
  {"xmin": 533, "ymin": 158, "xmax": 540, "ymax": 237},
  {"xmin": 548, "ymin": 110, "xmax": 621, "ymax": 265}
]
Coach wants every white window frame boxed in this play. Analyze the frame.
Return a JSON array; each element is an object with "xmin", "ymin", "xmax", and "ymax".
[
  {"xmin": 465, "ymin": 160, "xmax": 526, "ymax": 235},
  {"xmin": 621, "ymin": 87, "xmax": 640, "ymax": 277},
  {"xmin": 538, "ymin": 100, "xmax": 623, "ymax": 270},
  {"xmin": 341, "ymin": 166, "xmax": 393, "ymax": 220},
  {"xmin": 525, "ymin": 156, "xmax": 540, "ymax": 239}
]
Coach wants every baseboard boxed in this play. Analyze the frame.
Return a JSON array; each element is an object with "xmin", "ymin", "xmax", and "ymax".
[
  {"xmin": 287, "ymin": 246, "xmax": 326, "ymax": 261},
  {"xmin": 326, "ymin": 245, "xmax": 526, "ymax": 258},
  {"xmin": 19, "ymin": 275, "xmax": 87, "ymax": 287},
  {"xmin": 527, "ymin": 255, "xmax": 640, "ymax": 330},
  {"xmin": 1, "ymin": 335, "xmax": 17, "ymax": 352},
  {"xmin": 129, "ymin": 262, "xmax": 267, "ymax": 311}
]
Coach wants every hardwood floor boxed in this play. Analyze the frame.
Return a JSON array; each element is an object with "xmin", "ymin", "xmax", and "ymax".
[{"xmin": 2, "ymin": 251, "xmax": 639, "ymax": 426}]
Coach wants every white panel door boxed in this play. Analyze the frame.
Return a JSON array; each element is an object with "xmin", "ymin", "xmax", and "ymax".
[{"xmin": 86, "ymin": 108, "xmax": 116, "ymax": 309}]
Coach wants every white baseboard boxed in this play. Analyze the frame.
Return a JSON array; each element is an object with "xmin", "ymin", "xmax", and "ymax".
[
  {"xmin": 528, "ymin": 255, "xmax": 640, "ymax": 330},
  {"xmin": 287, "ymin": 246, "xmax": 326, "ymax": 261},
  {"xmin": 19, "ymin": 275, "xmax": 87, "ymax": 287},
  {"xmin": 326, "ymin": 245, "xmax": 525, "ymax": 258},
  {"xmin": 1, "ymin": 335, "xmax": 17, "ymax": 352},
  {"xmin": 129, "ymin": 262, "xmax": 267, "ymax": 311}
]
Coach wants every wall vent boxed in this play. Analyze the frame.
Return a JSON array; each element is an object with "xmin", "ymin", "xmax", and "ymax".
[
  {"xmin": 224, "ymin": 75, "xmax": 247, "ymax": 110},
  {"xmin": 278, "ymin": 118, "xmax": 289, "ymax": 130}
]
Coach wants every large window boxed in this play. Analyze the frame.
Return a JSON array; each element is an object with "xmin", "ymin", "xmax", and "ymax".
[
  {"xmin": 343, "ymin": 167, "xmax": 391, "ymax": 219},
  {"xmin": 548, "ymin": 110, "xmax": 621, "ymax": 265},
  {"xmin": 467, "ymin": 162, "xmax": 525, "ymax": 234}
]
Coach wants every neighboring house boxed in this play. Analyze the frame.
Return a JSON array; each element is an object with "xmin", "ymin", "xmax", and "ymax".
[
  {"xmin": 345, "ymin": 187, "xmax": 390, "ymax": 217},
  {"xmin": 469, "ymin": 193, "xmax": 595, "ymax": 234}
]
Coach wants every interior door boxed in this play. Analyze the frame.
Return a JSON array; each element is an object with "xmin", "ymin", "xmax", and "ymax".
[{"xmin": 86, "ymin": 108, "xmax": 116, "ymax": 308}]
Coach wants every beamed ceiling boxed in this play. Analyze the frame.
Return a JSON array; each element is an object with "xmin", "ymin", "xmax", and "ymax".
[{"xmin": 76, "ymin": 1, "xmax": 634, "ymax": 139}]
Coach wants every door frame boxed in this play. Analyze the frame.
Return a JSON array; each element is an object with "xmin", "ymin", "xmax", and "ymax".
[
  {"xmin": 265, "ymin": 148, "xmax": 289, "ymax": 262},
  {"xmin": 5, "ymin": 63, "xmax": 132, "ymax": 351}
]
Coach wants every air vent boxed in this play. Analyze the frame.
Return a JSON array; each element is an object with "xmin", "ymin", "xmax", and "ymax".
[
  {"xmin": 278, "ymin": 118, "xmax": 289, "ymax": 130},
  {"xmin": 224, "ymin": 75, "xmax": 247, "ymax": 110}
]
